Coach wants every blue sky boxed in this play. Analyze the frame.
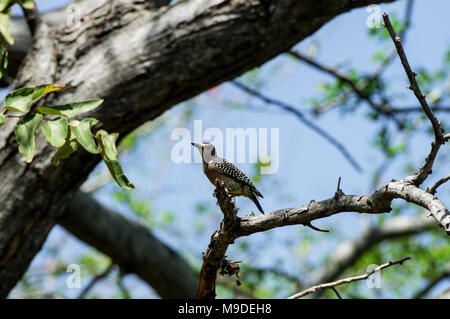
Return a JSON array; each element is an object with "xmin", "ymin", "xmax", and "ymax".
[{"xmin": 6, "ymin": 0, "xmax": 450, "ymax": 298}]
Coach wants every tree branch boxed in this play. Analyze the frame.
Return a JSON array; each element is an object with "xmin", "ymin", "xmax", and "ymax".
[
  {"xmin": 236, "ymin": 179, "xmax": 449, "ymax": 237},
  {"xmin": 288, "ymin": 50, "xmax": 398, "ymax": 120},
  {"xmin": 231, "ymin": 80, "xmax": 362, "ymax": 172},
  {"xmin": 21, "ymin": 1, "xmax": 41, "ymax": 37},
  {"xmin": 196, "ymin": 179, "xmax": 446, "ymax": 298},
  {"xmin": 196, "ymin": 180, "xmax": 240, "ymax": 299},
  {"xmin": 287, "ymin": 257, "xmax": 411, "ymax": 299},
  {"xmin": 427, "ymin": 175, "xmax": 450, "ymax": 195},
  {"xmin": 309, "ymin": 215, "xmax": 435, "ymax": 296},
  {"xmin": 373, "ymin": 0, "xmax": 414, "ymax": 76},
  {"xmin": 383, "ymin": 13, "xmax": 448, "ymax": 186},
  {"xmin": 58, "ymin": 192, "xmax": 197, "ymax": 298},
  {"xmin": 413, "ymin": 264, "xmax": 450, "ymax": 299},
  {"xmin": 389, "ymin": 105, "xmax": 450, "ymax": 114},
  {"xmin": 77, "ymin": 263, "xmax": 115, "ymax": 299}
]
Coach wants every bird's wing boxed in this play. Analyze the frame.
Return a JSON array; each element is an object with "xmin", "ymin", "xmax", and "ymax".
[{"xmin": 209, "ymin": 158, "xmax": 263, "ymax": 197}]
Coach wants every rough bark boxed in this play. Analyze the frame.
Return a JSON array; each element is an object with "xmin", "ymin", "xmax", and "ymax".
[
  {"xmin": 197, "ymin": 180, "xmax": 239, "ymax": 299},
  {"xmin": 235, "ymin": 180, "xmax": 450, "ymax": 237},
  {"xmin": 58, "ymin": 192, "xmax": 198, "ymax": 298},
  {"xmin": 197, "ymin": 178, "xmax": 449, "ymax": 298},
  {"xmin": 0, "ymin": 0, "xmax": 398, "ymax": 297}
]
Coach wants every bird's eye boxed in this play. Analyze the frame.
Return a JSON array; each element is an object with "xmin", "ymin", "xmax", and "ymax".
[{"xmin": 211, "ymin": 148, "xmax": 216, "ymax": 156}]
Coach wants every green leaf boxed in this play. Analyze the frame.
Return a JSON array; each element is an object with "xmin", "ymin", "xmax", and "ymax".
[
  {"xmin": 5, "ymin": 87, "xmax": 35, "ymax": 112},
  {"xmin": 0, "ymin": 10, "xmax": 13, "ymax": 45},
  {"xmin": 37, "ymin": 99, "xmax": 103, "ymax": 119},
  {"xmin": 52, "ymin": 129, "xmax": 78, "ymax": 166},
  {"xmin": 5, "ymin": 84, "xmax": 65, "ymax": 113},
  {"xmin": 15, "ymin": 0, "xmax": 34, "ymax": 9},
  {"xmin": 70, "ymin": 118, "xmax": 100, "ymax": 154},
  {"xmin": 95, "ymin": 130, "xmax": 134, "ymax": 190},
  {"xmin": 0, "ymin": 1, "xmax": 11, "ymax": 12},
  {"xmin": 41, "ymin": 117, "xmax": 68, "ymax": 147},
  {"xmin": 104, "ymin": 158, "xmax": 135, "ymax": 190},
  {"xmin": 14, "ymin": 113, "xmax": 42, "ymax": 162},
  {"xmin": 32, "ymin": 84, "xmax": 65, "ymax": 100},
  {"xmin": 0, "ymin": 113, "xmax": 5, "ymax": 125},
  {"xmin": 96, "ymin": 130, "xmax": 118, "ymax": 160}
]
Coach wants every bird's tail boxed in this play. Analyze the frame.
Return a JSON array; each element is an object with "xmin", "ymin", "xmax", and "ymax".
[{"xmin": 250, "ymin": 191, "xmax": 265, "ymax": 214}]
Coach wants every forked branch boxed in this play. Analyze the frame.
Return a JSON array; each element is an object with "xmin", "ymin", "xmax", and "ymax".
[{"xmin": 196, "ymin": 11, "xmax": 450, "ymax": 300}]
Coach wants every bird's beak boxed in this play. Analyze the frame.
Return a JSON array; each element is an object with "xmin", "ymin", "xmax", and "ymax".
[{"xmin": 191, "ymin": 143, "xmax": 202, "ymax": 150}]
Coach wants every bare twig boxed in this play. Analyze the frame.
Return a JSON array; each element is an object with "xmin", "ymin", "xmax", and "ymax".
[
  {"xmin": 231, "ymin": 80, "xmax": 362, "ymax": 172},
  {"xmin": 427, "ymin": 175, "xmax": 450, "ymax": 195},
  {"xmin": 303, "ymin": 221, "xmax": 329, "ymax": 233},
  {"xmin": 336, "ymin": 176, "xmax": 342, "ymax": 192},
  {"xmin": 309, "ymin": 215, "xmax": 435, "ymax": 297},
  {"xmin": 331, "ymin": 287, "xmax": 342, "ymax": 299},
  {"xmin": 374, "ymin": 0, "xmax": 415, "ymax": 76},
  {"xmin": 290, "ymin": 1, "xmax": 418, "ymax": 122},
  {"xmin": 413, "ymin": 264, "xmax": 450, "ymax": 299},
  {"xmin": 21, "ymin": 1, "xmax": 41, "ymax": 37},
  {"xmin": 383, "ymin": 13, "xmax": 448, "ymax": 186},
  {"xmin": 390, "ymin": 105, "xmax": 450, "ymax": 114},
  {"xmin": 116, "ymin": 272, "xmax": 131, "ymax": 299},
  {"xmin": 288, "ymin": 50, "xmax": 398, "ymax": 120},
  {"xmin": 288, "ymin": 257, "xmax": 411, "ymax": 299},
  {"xmin": 77, "ymin": 263, "xmax": 115, "ymax": 299}
]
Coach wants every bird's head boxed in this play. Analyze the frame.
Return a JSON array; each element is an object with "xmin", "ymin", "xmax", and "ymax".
[{"xmin": 191, "ymin": 142, "xmax": 216, "ymax": 162}]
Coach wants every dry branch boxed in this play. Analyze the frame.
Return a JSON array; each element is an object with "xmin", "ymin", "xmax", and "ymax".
[
  {"xmin": 288, "ymin": 257, "xmax": 411, "ymax": 299},
  {"xmin": 196, "ymin": 180, "xmax": 240, "ymax": 299},
  {"xmin": 383, "ymin": 13, "xmax": 448, "ymax": 186},
  {"xmin": 427, "ymin": 175, "xmax": 450, "ymax": 195}
]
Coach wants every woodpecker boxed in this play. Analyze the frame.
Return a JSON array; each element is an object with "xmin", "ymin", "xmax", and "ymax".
[{"xmin": 192, "ymin": 142, "xmax": 265, "ymax": 214}]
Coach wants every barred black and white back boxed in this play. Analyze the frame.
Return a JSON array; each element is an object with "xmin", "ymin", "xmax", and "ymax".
[
  {"xmin": 209, "ymin": 158, "xmax": 263, "ymax": 198},
  {"xmin": 191, "ymin": 142, "xmax": 265, "ymax": 214}
]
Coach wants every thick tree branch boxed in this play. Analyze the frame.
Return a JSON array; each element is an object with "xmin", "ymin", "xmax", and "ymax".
[
  {"xmin": 287, "ymin": 257, "xmax": 411, "ymax": 299},
  {"xmin": 197, "ymin": 178, "xmax": 447, "ymax": 298},
  {"xmin": 196, "ymin": 180, "xmax": 240, "ymax": 299},
  {"xmin": 58, "ymin": 192, "xmax": 197, "ymax": 299},
  {"xmin": 236, "ymin": 179, "xmax": 449, "ymax": 237}
]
